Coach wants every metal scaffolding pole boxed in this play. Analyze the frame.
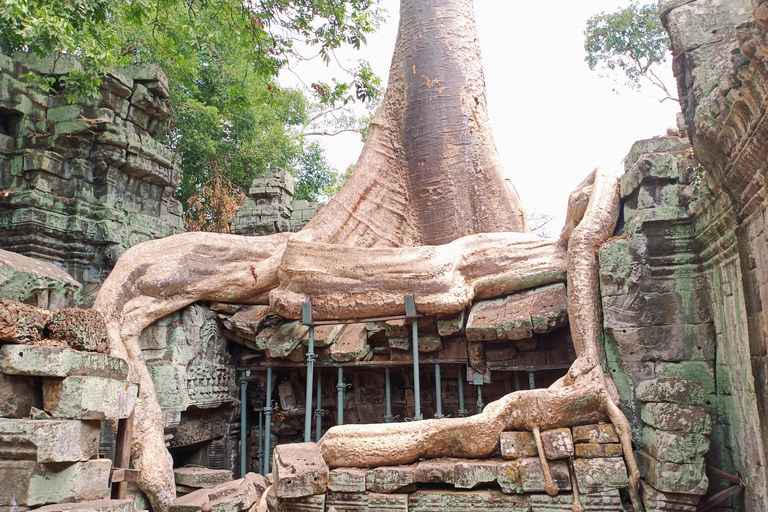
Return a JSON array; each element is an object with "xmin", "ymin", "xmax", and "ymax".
[
  {"xmin": 257, "ymin": 412, "xmax": 264, "ymax": 476},
  {"xmin": 405, "ymin": 295, "xmax": 422, "ymax": 420},
  {"xmin": 476, "ymin": 385, "xmax": 484, "ymax": 413},
  {"xmin": 240, "ymin": 371, "xmax": 247, "ymax": 478},
  {"xmin": 302, "ymin": 303, "xmax": 315, "ymax": 443},
  {"xmin": 315, "ymin": 369, "xmax": 323, "ymax": 442},
  {"xmin": 434, "ymin": 364, "xmax": 443, "ymax": 418},
  {"xmin": 528, "ymin": 371, "xmax": 536, "ymax": 390},
  {"xmin": 264, "ymin": 367, "xmax": 273, "ymax": 475},
  {"xmin": 384, "ymin": 366, "xmax": 394, "ymax": 422},
  {"xmin": 336, "ymin": 367, "xmax": 345, "ymax": 425},
  {"xmin": 458, "ymin": 367, "xmax": 467, "ymax": 417}
]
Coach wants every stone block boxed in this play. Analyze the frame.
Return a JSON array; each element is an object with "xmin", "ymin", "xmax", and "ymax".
[
  {"xmin": 572, "ymin": 457, "xmax": 628, "ymax": 494},
  {"xmin": 641, "ymin": 402, "xmax": 712, "ymax": 434},
  {"xmin": 453, "ymin": 460, "xmax": 502, "ymax": 489},
  {"xmin": 280, "ymin": 494, "xmax": 324, "ymax": 512},
  {"xmin": 574, "ymin": 443, "xmax": 623, "ymax": 459},
  {"xmin": 46, "ymin": 308, "xmax": 108, "ymax": 353},
  {"xmin": 0, "ymin": 373, "xmax": 36, "ymax": 417},
  {"xmin": 413, "ymin": 459, "xmax": 456, "ymax": 484},
  {"xmin": 264, "ymin": 321, "xmax": 308, "ymax": 359},
  {"xmin": 31, "ymin": 500, "xmax": 136, "ymax": 512},
  {"xmin": 0, "ymin": 459, "xmax": 111, "ymax": 506},
  {"xmin": 174, "ymin": 467, "xmax": 233, "ymax": 488},
  {"xmin": 572, "ymin": 423, "xmax": 619, "ymax": 444},
  {"xmin": 500, "ymin": 431, "xmax": 538, "ymax": 459},
  {"xmin": 170, "ymin": 473, "xmax": 265, "ymax": 512},
  {"xmin": 0, "ymin": 344, "xmax": 129, "ymax": 379},
  {"xmin": 642, "ymin": 426, "xmax": 709, "ymax": 463},
  {"xmin": 408, "ymin": 490, "xmax": 531, "ymax": 511},
  {"xmin": 437, "ymin": 310, "xmax": 465, "ymax": 336},
  {"xmin": 328, "ymin": 467, "xmax": 366, "ymax": 492},
  {"xmin": 636, "ymin": 450, "xmax": 708, "ymax": 495},
  {"xmin": 0, "ymin": 419, "xmax": 99, "ymax": 462},
  {"xmin": 366, "ymin": 465, "xmax": 415, "ymax": 493},
  {"xmin": 42, "ymin": 376, "xmax": 138, "ymax": 420},
  {"xmin": 274, "ymin": 442, "xmax": 328, "ymax": 498},
  {"xmin": 0, "ymin": 249, "xmax": 80, "ymax": 308},
  {"xmin": 540, "ymin": 428, "xmax": 574, "ymax": 459},
  {"xmin": 636, "ymin": 377, "xmax": 705, "ymax": 405},
  {"xmin": 0, "ymin": 298, "xmax": 49, "ymax": 343},
  {"xmin": 529, "ymin": 489, "xmax": 624, "ymax": 511},
  {"xmin": 498, "ymin": 458, "xmax": 571, "ymax": 494},
  {"xmin": 641, "ymin": 482, "xmax": 699, "ymax": 512},
  {"xmin": 330, "ymin": 323, "xmax": 370, "ymax": 362},
  {"xmin": 303, "ymin": 324, "xmax": 343, "ymax": 348}
]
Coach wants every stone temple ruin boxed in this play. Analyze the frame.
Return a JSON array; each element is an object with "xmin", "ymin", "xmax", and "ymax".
[{"xmin": 2, "ymin": 0, "xmax": 768, "ymax": 511}]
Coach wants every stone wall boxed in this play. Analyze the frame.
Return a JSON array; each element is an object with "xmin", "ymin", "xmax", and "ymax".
[{"xmin": 0, "ymin": 53, "xmax": 183, "ymax": 305}]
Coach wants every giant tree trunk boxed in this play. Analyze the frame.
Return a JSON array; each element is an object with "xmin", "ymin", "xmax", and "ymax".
[{"xmin": 93, "ymin": 1, "xmax": 642, "ymax": 511}]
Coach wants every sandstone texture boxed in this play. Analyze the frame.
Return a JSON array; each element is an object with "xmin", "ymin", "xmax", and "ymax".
[
  {"xmin": 42, "ymin": 375, "xmax": 138, "ymax": 420},
  {"xmin": 274, "ymin": 443, "xmax": 329, "ymax": 498}
]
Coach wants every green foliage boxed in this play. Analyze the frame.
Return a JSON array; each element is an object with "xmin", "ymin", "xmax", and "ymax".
[
  {"xmin": 293, "ymin": 141, "xmax": 336, "ymax": 202},
  {"xmin": 584, "ymin": 2, "xmax": 675, "ymax": 100}
]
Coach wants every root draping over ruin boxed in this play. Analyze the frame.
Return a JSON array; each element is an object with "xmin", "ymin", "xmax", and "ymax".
[{"xmin": 92, "ymin": 1, "xmax": 641, "ymax": 511}]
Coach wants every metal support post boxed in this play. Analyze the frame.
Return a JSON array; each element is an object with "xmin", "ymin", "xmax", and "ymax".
[
  {"xmin": 434, "ymin": 364, "xmax": 444, "ymax": 418},
  {"xmin": 257, "ymin": 412, "xmax": 264, "ymax": 476},
  {"xmin": 405, "ymin": 295, "xmax": 422, "ymax": 420},
  {"xmin": 336, "ymin": 367, "xmax": 345, "ymax": 425},
  {"xmin": 458, "ymin": 367, "xmax": 467, "ymax": 417},
  {"xmin": 384, "ymin": 366, "xmax": 395, "ymax": 422},
  {"xmin": 264, "ymin": 367, "xmax": 273, "ymax": 475},
  {"xmin": 302, "ymin": 303, "xmax": 315, "ymax": 443},
  {"xmin": 476, "ymin": 385, "xmax": 484, "ymax": 413},
  {"xmin": 315, "ymin": 369, "xmax": 323, "ymax": 442},
  {"xmin": 528, "ymin": 371, "xmax": 536, "ymax": 390},
  {"xmin": 240, "ymin": 370, "xmax": 247, "ymax": 478}
]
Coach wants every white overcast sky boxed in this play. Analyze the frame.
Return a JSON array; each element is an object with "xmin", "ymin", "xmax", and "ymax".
[{"xmin": 280, "ymin": 0, "xmax": 681, "ymax": 231}]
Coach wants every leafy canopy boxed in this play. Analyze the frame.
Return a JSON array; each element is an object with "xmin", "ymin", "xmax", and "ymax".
[{"xmin": 584, "ymin": 2, "xmax": 676, "ymax": 101}]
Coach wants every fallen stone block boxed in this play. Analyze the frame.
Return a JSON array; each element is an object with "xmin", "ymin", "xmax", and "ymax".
[
  {"xmin": 498, "ymin": 458, "xmax": 571, "ymax": 494},
  {"xmin": 572, "ymin": 457, "xmax": 629, "ymax": 494},
  {"xmin": 571, "ymin": 423, "xmax": 619, "ymax": 444},
  {"xmin": 437, "ymin": 310, "xmax": 466, "ymax": 336},
  {"xmin": 641, "ymin": 482, "xmax": 699, "ymax": 512},
  {"xmin": 330, "ymin": 323, "xmax": 370, "ymax": 362},
  {"xmin": 170, "ymin": 473, "xmax": 266, "ymax": 512},
  {"xmin": 43, "ymin": 376, "xmax": 138, "ymax": 420},
  {"xmin": 500, "ymin": 431, "xmax": 538, "ymax": 459},
  {"xmin": 0, "ymin": 344, "xmax": 129, "ymax": 379},
  {"xmin": 0, "ymin": 298, "xmax": 49, "ymax": 343},
  {"xmin": 540, "ymin": 428, "xmax": 574, "ymax": 459},
  {"xmin": 31, "ymin": 500, "xmax": 136, "ymax": 512},
  {"xmin": 46, "ymin": 308, "xmax": 108, "ymax": 353},
  {"xmin": 453, "ymin": 460, "xmax": 502, "ymax": 489},
  {"xmin": 328, "ymin": 468, "xmax": 367, "ymax": 492},
  {"xmin": 574, "ymin": 443, "xmax": 623, "ymax": 458},
  {"xmin": 304, "ymin": 324, "xmax": 344, "ymax": 348},
  {"xmin": 529, "ymin": 489, "xmax": 624, "ymax": 511},
  {"xmin": 265, "ymin": 321, "xmax": 308, "ymax": 359},
  {"xmin": 0, "ymin": 419, "xmax": 99, "ymax": 462},
  {"xmin": 366, "ymin": 465, "xmax": 415, "ymax": 493},
  {"xmin": 636, "ymin": 450, "xmax": 708, "ymax": 495},
  {"xmin": 0, "ymin": 373, "xmax": 36, "ymax": 417},
  {"xmin": 174, "ymin": 467, "xmax": 233, "ymax": 489},
  {"xmin": 274, "ymin": 442, "xmax": 328, "ymax": 498},
  {"xmin": 642, "ymin": 426, "xmax": 709, "ymax": 463},
  {"xmin": 641, "ymin": 403, "xmax": 712, "ymax": 434},
  {"xmin": 0, "ymin": 249, "xmax": 80, "ymax": 309},
  {"xmin": 279, "ymin": 494, "xmax": 324, "ymax": 512},
  {"xmin": 413, "ymin": 458, "xmax": 456, "ymax": 484},
  {"xmin": 0, "ymin": 459, "xmax": 111, "ymax": 506},
  {"xmin": 408, "ymin": 489, "xmax": 531, "ymax": 511},
  {"xmin": 635, "ymin": 377, "xmax": 705, "ymax": 405}
]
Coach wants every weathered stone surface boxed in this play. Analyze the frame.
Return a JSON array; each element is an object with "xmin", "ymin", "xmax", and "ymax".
[
  {"xmin": 0, "ymin": 419, "xmax": 99, "ymax": 462},
  {"xmin": 640, "ymin": 402, "xmax": 711, "ymax": 434},
  {"xmin": 0, "ymin": 344, "xmax": 129, "ymax": 379},
  {"xmin": 574, "ymin": 443, "xmax": 623, "ymax": 459},
  {"xmin": 42, "ymin": 376, "xmax": 138, "ymax": 420},
  {"xmin": 540, "ymin": 428, "xmax": 574, "ymax": 459},
  {"xmin": 413, "ymin": 459, "xmax": 456, "ymax": 484},
  {"xmin": 0, "ymin": 298, "xmax": 49, "ymax": 343},
  {"xmin": 274, "ymin": 442, "xmax": 328, "ymax": 498},
  {"xmin": 46, "ymin": 308, "xmax": 108, "ymax": 353},
  {"xmin": 635, "ymin": 377, "xmax": 705, "ymax": 405},
  {"xmin": 31, "ymin": 500, "xmax": 136, "ymax": 512},
  {"xmin": 466, "ymin": 284, "xmax": 568, "ymax": 342},
  {"xmin": 499, "ymin": 431, "xmax": 538, "ymax": 459},
  {"xmin": 326, "ymin": 492, "xmax": 408, "ymax": 512},
  {"xmin": 529, "ymin": 489, "xmax": 624, "ymax": 511},
  {"xmin": 328, "ymin": 468, "xmax": 366, "ymax": 492},
  {"xmin": 170, "ymin": 473, "xmax": 266, "ymax": 512},
  {"xmin": 636, "ymin": 450, "xmax": 708, "ymax": 495},
  {"xmin": 0, "ymin": 249, "xmax": 80, "ymax": 309},
  {"xmin": 174, "ymin": 467, "xmax": 233, "ymax": 488},
  {"xmin": 572, "ymin": 457, "xmax": 628, "ymax": 494},
  {"xmin": 0, "ymin": 459, "xmax": 111, "ymax": 506},
  {"xmin": 571, "ymin": 423, "xmax": 619, "ymax": 444},
  {"xmin": 280, "ymin": 493, "xmax": 325, "ymax": 512},
  {"xmin": 0, "ymin": 373, "xmax": 35, "ymax": 417},
  {"xmin": 497, "ymin": 458, "xmax": 571, "ymax": 494},
  {"xmin": 330, "ymin": 324, "xmax": 370, "ymax": 363},
  {"xmin": 437, "ymin": 310, "xmax": 465, "ymax": 336},
  {"xmin": 304, "ymin": 324, "xmax": 344, "ymax": 348},
  {"xmin": 453, "ymin": 460, "xmax": 502, "ymax": 489},
  {"xmin": 366, "ymin": 465, "xmax": 415, "ymax": 493},
  {"xmin": 408, "ymin": 490, "xmax": 530, "ymax": 511},
  {"xmin": 642, "ymin": 427, "xmax": 709, "ymax": 464},
  {"xmin": 641, "ymin": 482, "xmax": 699, "ymax": 512}
]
